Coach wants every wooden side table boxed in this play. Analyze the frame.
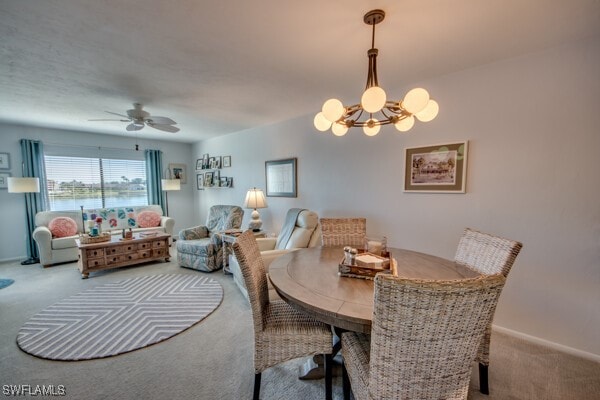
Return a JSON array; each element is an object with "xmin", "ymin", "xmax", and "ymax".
[{"xmin": 220, "ymin": 230, "xmax": 266, "ymax": 274}]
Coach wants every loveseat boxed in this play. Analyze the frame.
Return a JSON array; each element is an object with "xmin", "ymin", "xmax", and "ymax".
[
  {"xmin": 229, "ymin": 208, "xmax": 321, "ymax": 300},
  {"xmin": 33, "ymin": 205, "xmax": 175, "ymax": 267}
]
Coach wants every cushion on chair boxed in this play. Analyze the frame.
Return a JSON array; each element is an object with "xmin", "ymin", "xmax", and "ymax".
[
  {"xmin": 137, "ymin": 211, "xmax": 161, "ymax": 228},
  {"xmin": 284, "ymin": 210, "xmax": 319, "ymax": 249},
  {"xmin": 48, "ymin": 217, "xmax": 78, "ymax": 238},
  {"xmin": 176, "ymin": 238, "xmax": 213, "ymax": 256}
]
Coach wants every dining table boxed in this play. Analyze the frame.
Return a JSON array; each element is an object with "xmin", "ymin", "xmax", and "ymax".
[
  {"xmin": 268, "ymin": 245, "xmax": 481, "ymax": 378},
  {"xmin": 269, "ymin": 246, "xmax": 480, "ymax": 333}
]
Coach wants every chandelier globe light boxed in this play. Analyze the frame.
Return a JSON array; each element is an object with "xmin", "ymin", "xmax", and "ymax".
[{"xmin": 314, "ymin": 9, "xmax": 439, "ymax": 136}]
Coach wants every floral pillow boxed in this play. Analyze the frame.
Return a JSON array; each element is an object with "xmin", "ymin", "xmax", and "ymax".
[
  {"xmin": 137, "ymin": 211, "xmax": 161, "ymax": 228},
  {"xmin": 48, "ymin": 217, "xmax": 78, "ymax": 238}
]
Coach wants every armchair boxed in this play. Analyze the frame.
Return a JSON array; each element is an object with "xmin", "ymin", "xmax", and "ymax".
[
  {"xmin": 229, "ymin": 208, "xmax": 321, "ymax": 300},
  {"xmin": 176, "ymin": 205, "xmax": 244, "ymax": 272}
]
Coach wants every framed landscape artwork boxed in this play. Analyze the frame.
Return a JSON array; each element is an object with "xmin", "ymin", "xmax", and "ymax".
[
  {"xmin": 404, "ymin": 141, "xmax": 468, "ymax": 193},
  {"xmin": 265, "ymin": 158, "xmax": 297, "ymax": 197},
  {"xmin": 169, "ymin": 163, "xmax": 187, "ymax": 184}
]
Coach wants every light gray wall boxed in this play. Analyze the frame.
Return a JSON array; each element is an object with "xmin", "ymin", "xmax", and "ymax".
[
  {"xmin": 0, "ymin": 124, "xmax": 195, "ymax": 260},
  {"xmin": 193, "ymin": 37, "xmax": 600, "ymax": 356}
]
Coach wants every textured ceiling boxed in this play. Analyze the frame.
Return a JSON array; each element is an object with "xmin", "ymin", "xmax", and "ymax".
[{"xmin": 0, "ymin": 0, "xmax": 599, "ymax": 143}]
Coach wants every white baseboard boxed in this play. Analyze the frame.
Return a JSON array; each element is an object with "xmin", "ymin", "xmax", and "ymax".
[
  {"xmin": 0, "ymin": 256, "xmax": 23, "ymax": 263},
  {"xmin": 493, "ymin": 325, "xmax": 600, "ymax": 363}
]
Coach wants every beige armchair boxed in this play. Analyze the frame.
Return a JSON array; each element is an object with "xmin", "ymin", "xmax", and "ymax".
[{"xmin": 229, "ymin": 208, "xmax": 321, "ymax": 300}]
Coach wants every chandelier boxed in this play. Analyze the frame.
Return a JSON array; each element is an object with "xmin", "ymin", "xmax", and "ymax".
[{"xmin": 314, "ymin": 9, "xmax": 439, "ymax": 136}]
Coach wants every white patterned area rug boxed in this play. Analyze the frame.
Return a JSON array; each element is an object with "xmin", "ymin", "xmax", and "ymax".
[{"xmin": 17, "ymin": 274, "xmax": 223, "ymax": 361}]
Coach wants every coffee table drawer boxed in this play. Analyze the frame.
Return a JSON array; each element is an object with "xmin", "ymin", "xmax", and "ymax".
[
  {"xmin": 138, "ymin": 242, "xmax": 152, "ymax": 250},
  {"xmin": 87, "ymin": 258, "xmax": 105, "ymax": 268},
  {"xmin": 153, "ymin": 240, "xmax": 167, "ymax": 249},
  {"xmin": 138, "ymin": 249, "xmax": 152, "ymax": 259},
  {"xmin": 106, "ymin": 253, "xmax": 140, "ymax": 264},
  {"xmin": 153, "ymin": 248, "xmax": 167, "ymax": 257},
  {"xmin": 86, "ymin": 249, "xmax": 105, "ymax": 258},
  {"xmin": 121, "ymin": 243, "xmax": 138, "ymax": 252},
  {"xmin": 106, "ymin": 246, "xmax": 125, "ymax": 255}
]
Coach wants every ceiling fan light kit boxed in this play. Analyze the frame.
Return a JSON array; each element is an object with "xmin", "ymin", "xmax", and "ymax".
[
  {"xmin": 314, "ymin": 9, "xmax": 439, "ymax": 137},
  {"xmin": 90, "ymin": 103, "xmax": 180, "ymax": 133}
]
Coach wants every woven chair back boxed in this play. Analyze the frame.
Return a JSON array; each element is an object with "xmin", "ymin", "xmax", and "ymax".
[
  {"xmin": 455, "ymin": 228, "xmax": 523, "ymax": 276},
  {"xmin": 320, "ymin": 217, "xmax": 366, "ymax": 247},
  {"xmin": 232, "ymin": 230, "xmax": 270, "ymax": 333},
  {"xmin": 369, "ymin": 274, "xmax": 506, "ymax": 399}
]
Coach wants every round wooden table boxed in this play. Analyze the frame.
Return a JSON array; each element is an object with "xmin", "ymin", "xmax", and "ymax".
[{"xmin": 269, "ymin": 246, "xmax": 480, "ymax": 333}]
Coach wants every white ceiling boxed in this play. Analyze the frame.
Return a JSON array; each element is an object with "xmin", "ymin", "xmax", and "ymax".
[{"xmin": 1, "ymin": 0, "xmax": 599, "ymax": 143}]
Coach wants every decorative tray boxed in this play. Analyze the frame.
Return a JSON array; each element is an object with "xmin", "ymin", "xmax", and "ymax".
[
  {"xmin": 338, "ymin": 252, "xmax": 394, "ymax": 280},
  {"xmin": 79, "ymin": 233, "xmax": 111, "ymax": 244},
  {"xmin": 139, "ymin": 231, "xmax": 159, "ymax": 237}
]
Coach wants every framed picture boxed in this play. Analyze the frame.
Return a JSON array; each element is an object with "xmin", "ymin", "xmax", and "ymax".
[
  {"xmin": 169, "ymin": 163, "xmax": 187, "ymax": 184},
  {"xmin": 0, "ymin": 153, "xmax": 9, "ymax": 169},
  {"xmin": 404, "ymin": 141, "xmax": 468, "ymax": 193},
  {"xmin": 214, "ymin": 156, "xmax": 222, "ymax": 169},
  {"xmin": 226, "ymin": 177, "xmax": 233, "ymax": 188},
  {"xmin": 0, "ymin": 172, "xmax": 10, "ymax": 189},
  {"xmin": 265, "ymin": 158, "xmax": 297, "ymax": 197},
  {"xmin": 202, "ymin": 153, "xmax": 209, "ymax": 169},
  {"xmin": 222, "ymin": 156, "xmax": 231, "ymax": 168},
  {"xmin": 204, "ymin": 172, "xmax": 214, "ymax": 187},
  {"xmin": 197, "ymin": 173, "xmax": 204, "ymax": 190},
  {"xmin": 220, "ymin": 177, "xmax": 227, "ymax": 187},
  {"xmin": 208, "ymin": 157, "xmax": 216, "ymax": 169},
  {"xmin": 195, "ymin": 159, "xmax": 203, "ymax": 170}
]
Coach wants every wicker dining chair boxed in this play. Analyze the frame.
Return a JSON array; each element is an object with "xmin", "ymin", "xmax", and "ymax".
[
  {"xmin": 342, "ymin": 274, "xmax": 506, "ymax": 400},
  {"xmin": 320, "ymin": 217, "xmax": 366, "ymax": 247},
  {"xmin": 231, "ymin": 230, "xmax": 333, "ymax": 400},
  {"xmin": 455, "ymin": 228, "xmax": 523, "ymax": 395}
]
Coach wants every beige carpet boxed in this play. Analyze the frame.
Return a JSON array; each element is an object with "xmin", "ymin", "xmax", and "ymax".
[{"xmin": 0, "ymin": 252, "xmax": 598, "ymax": 399}]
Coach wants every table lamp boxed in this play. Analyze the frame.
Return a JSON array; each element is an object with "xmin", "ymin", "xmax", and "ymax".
[
  {"xmin": 8, "ymin": 177, "xmax": 41, "ymax": 265},
  {"xmin": 243, "ymin": 187, "xmax": 268, "ymax": 232},
  {"xmin": 161, "ymin": 178, "xmax": 180, "ymax": 217}
]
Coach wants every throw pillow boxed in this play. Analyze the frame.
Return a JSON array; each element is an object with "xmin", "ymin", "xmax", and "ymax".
[
  {"xmin": 48, "ymin": 217, "xmax": 78, "ymax": 238},
  {"xmin": 137, "ymin": 211, "xmax": 161, "ymax": 228}
]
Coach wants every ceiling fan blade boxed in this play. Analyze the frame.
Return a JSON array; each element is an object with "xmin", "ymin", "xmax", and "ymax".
[
  {"xmin": 126, "ymin": 123, "xmax": 144, "ymax": 132},
  {"xmin": 89, "ymin": 119, "xmax": 130, "ymax": 122},
  {"xmin": 146, "ymin": 116, "xmax": 176, "ymax": 125},
  {"xmin": 148, "ymin": 124, "xmax": 180, "ymax": 133},
  {"xmin": 105, "ymin": 111, "xmax": 130, "ymax": 118}
]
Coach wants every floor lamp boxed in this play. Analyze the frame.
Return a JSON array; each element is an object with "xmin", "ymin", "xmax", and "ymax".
[
  {"xmin": 8, "ymin": 177, "xmax": 41, "ymax": 265},
  {"xmin": 161, "ymin": 179, "xmax": 180, "ymax": 217}
]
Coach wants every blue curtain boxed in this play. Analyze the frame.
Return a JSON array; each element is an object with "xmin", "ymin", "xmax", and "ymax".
[
  {"xmin": 21, "ymin": 139, "xmax": 48, "ymax": 261},
  {"xmin": 145, "ymin": 149, "xmax": 165, "ymax": 213}
]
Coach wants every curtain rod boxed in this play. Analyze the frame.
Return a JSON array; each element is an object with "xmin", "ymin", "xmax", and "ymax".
[{"xmin": 43, "ymin": 141, "xmax": 146, "ymax": 152}]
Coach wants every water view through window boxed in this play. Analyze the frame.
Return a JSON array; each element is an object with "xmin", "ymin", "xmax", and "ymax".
[{"xmin": 45, "ymin": 155, "xmax": 148, "ymax": 211}]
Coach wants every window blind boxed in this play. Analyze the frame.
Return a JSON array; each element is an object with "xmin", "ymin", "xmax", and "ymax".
[{"xmin": 44, "ymin": 155, "xmax": 148, "ymax": 211}]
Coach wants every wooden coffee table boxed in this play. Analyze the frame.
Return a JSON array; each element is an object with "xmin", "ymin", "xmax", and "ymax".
[{"xmin": 76, "ymin": 232, "xmax": 170, "ymax": 278}]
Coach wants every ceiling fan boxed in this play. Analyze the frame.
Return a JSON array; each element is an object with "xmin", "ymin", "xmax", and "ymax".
[{"xmin": 90, "ymin": 103, "xmax": 180, "ymax": 133}]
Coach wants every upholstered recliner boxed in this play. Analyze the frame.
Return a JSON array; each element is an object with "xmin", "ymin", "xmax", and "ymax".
[
  {"xmin": 177, "ymin": 205, "xmax": 244, "ymax": 272},
  {"xmin": 229, "ymin": 208, "xmax": 321, "ymax": 299}
]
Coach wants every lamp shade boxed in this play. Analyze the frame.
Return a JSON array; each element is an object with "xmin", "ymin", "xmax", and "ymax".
[
  {"xmin": 7, "ymin": 177, "xmax": 40, "ymax": 193},
  {"xmin": 243, "ymin": 188, "xmax": 268, "ymax": 209},
  {"xmin": 161, "ymin": 179, "xmax": 181, "ymax": 191}
]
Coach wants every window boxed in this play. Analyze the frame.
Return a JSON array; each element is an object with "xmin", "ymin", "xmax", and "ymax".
[{"xmin": 45, "ymin": 155, "xmax": 148, "ymax": 211}]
